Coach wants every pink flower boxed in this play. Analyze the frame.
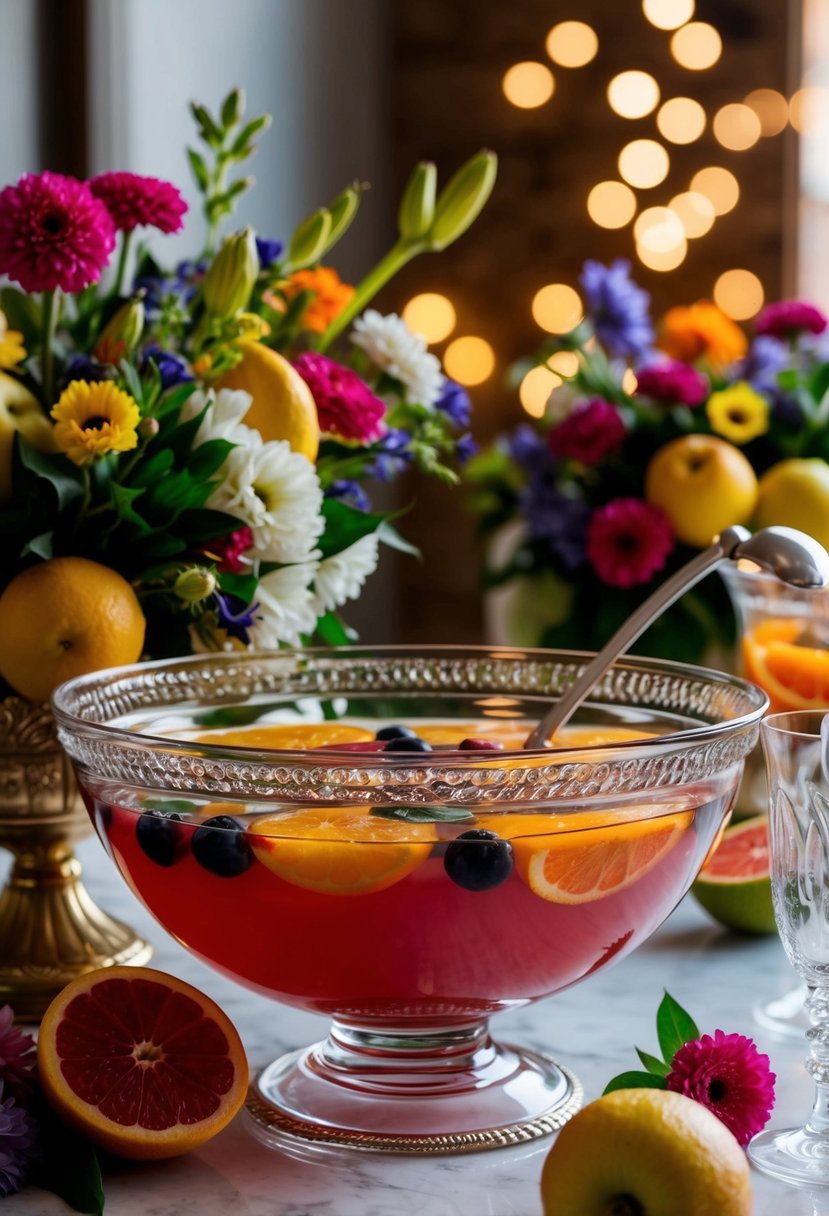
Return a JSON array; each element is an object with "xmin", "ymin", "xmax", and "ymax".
[
  {"xmin": 196, "ymin": 526, "xmax": 254, "ymax": 574},
  {"xmin": 89, "ymin": 172, "xmax": 188, "ymax": 234},
  {"xmin": 587, "ymin": 498, "xmax": 673, "ymax": 589},
  {"xmin": 667, "ymin": 1030, "xmax": 776, "ymax": 1147},
  {"xmin": 635, "ymin": 360, "xmax": 708, "ymax": 407},
  {"xmin": 548, "ymin": 398, "xmax": 625, "ymax": 464},
  {"xmin": 293, "ymin": 352, "xmax": 386, "ymax": 442},
  {"xmin": 0, "ymin": 1006, "xmax": 35, "ymax": 1106},
  {"xmin": 0, "ymin": 171, "xmax": 115, "ymax": 294},
  {"xmin": 755, "ymin": 299, "xmax": 828, "ymax": 339}
]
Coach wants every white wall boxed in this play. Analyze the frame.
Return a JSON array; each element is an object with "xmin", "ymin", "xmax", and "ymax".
[{"xmin": 0, "ymin": 0, "xmax": 40, "ymax": 184}]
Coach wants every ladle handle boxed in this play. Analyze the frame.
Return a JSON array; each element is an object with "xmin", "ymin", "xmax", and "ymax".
[{"xmin": 522, "ymin": 526, "xmax": 750, "ymax": 749}]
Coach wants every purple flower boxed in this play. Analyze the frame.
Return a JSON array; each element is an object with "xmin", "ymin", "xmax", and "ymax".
[
  {"xmin": 215, "ymin": 591, "xmax": 258, "ymax": 646},
  {"xmin": 635, "ymin": 360, "xmax": 708, "ymax": 407},
  {"xmin": 522, "ymin": 475, "xmax": 590, "ymax": 570},
  {"xmin": 144, "ymin": 345, "xmax": 193, "ymax": 390},
  {"xmin": 580, "ymin": 259, "xmax": 654, "ymax": 360},
  {"xmin": 738, "ymin": 335, "xmax": 789, "ymax": 393},
  {"xmin": 370, "ymin": 428, "xmax": 412, "ymax": 480},
  {"xmin": 0, "ymin": 1008, "xmax": 35, "ymax": 1106},
  {"xmin": 509, "ymin": 423, "xmax": 554, "ymax": 475},
  {"xmin": 755, "ymin": 299, "xmax": 828, "ymax": 339},
  {"xmin": 548, "ymin": 398, "xmax": 626, "ymax": 464},
  {"xmin": 0, "ymin": 1084, "xmax": 37, "ymax": 1198},
  {"xmin": 64, "ymin": 354, "xmax": 110, "ymax": 385},
  {"xmin": 255, "ymin": 237, "xmax": 284, "ymax": 269},
  {"xmin": 434, "ymin": 378, "xmax": 471, "ymax": 428},
  {"xmin": 326, "ymin": 479, "xmax": 371, "ymax": 512},
  {"xmin": 456, "ymin": 433, "xmax": 478, "ymax": 465}
]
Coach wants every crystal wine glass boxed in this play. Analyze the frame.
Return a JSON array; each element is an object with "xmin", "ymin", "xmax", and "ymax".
[{"xmin": 750, "ymin": 710, "xmax": 829, "ymax": 1185}]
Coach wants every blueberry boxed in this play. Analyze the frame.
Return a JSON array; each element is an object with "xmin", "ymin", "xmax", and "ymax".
[
  {"xmin": 375, "ymin": 725, "xmax": 416, "ymax": 741},
  {"xmin": 136, "ymin": 809, "xmax": 188, "ymax": 867},
  {"xmin": 458, "ymin": 738, "xmax": 504, "ymax": 751},
  {"xmin": 191, "ymin": 814, "xmax": 253, "ymax": 878},
  {"xmin": 383, "ymin": 735, "xmax": 432, "ymax": 753},
  {"xmin": 444, "ymin": 829, "xmax": 513, "ymax": 892}
]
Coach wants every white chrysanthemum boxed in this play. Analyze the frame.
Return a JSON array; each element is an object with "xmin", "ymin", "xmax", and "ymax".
[
  {"xmin": 351, "ymin": 309, "xmax": 444, "ymax": 407},
  {"xmin": 207, "ymin": 439, "xmax": 324, "ymax": 563},
  {"xmin": 180, "ymin": 387, "xmax": 254, "ymax": 446},
  {"xmin": 312, "ymin": 532, "xmax": 380, "ymax": 615},
  {"xmin": 249, "ymin": 561, "xmax": 321, "ymax": 648}
]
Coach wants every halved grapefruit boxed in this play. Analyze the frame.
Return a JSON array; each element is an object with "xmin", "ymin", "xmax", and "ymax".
[
  {"xmin": 691, "ymin": 814, "xmax": 775, "ymax": 934},
  {"xmin": 37, "ymin": 967, "xmax": 249, "ymax": 1160}
]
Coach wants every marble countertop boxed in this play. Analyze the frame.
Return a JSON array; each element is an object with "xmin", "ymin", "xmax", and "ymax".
[{"xmin": 9, "ymin": 838, "xmax": 829, "ymax": 1216}]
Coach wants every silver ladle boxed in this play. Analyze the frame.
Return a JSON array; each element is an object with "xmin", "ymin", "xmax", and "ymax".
[{"xmin": 523, "ymin": 525, "xmax": 829, "ymax": 749}]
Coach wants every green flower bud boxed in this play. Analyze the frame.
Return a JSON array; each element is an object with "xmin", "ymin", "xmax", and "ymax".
[
  {"xmin": 427, "ymin": 151, "xmax": 497, "ymax": 252},
  {"xmin": 96, "ymin": 295, "xmax": 145, "ymax": 358},
  {"xmin": 138, "ymin": 416, "xmax": 160, "ymax": 441},
  {"xmin": 287, "ymin": 208, "xmax": 333, "ymax": 270},
  {"xmin": 203, "ymin": 227, "xmax": 259, "ymax": 320},
  {"xmin": 326, "ymin": 184, "xmax": 362, "ymax": 251},
  {"xmin": 174, "ymin": 567, "xmax": 217, "ymax": 604},
  {"xmin": 398, "ymin": 162, "xmax": 436, "ymax": 242}
]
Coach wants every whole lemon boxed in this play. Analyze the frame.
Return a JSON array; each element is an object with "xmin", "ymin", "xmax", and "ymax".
[
  {"xmin": 0, "ymin": 558, "xmax": 146, "ymax": 702},
  {"xmin": 0, "ymin": 372, "xmax": 58, "ymax": 503},
  {"xmin": 541, "ymin": 1088, "xmax": 752, "ymax": 1216},
  {"xmin": 645, "ymin": 434, "xmax": 758, "ymax": 548},
  {"xmin": 215, "ymin": 342, "xmax": 320, "ymax": 461},
  {"xmin": 755, "ymin": 458, "xmax": 829, "ymax": 551}
]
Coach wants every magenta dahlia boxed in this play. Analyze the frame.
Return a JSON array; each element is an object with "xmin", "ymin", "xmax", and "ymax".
[
  {"xmin": 667, "ymin": 1030, "xmax": 776, "ymax": 1147},
  {"xmin": 587, "ymin": 498, "xmax": 673, "ymax": 589},
  {"xmin": 548, "ymin": 398, "xmax": 626, "ymax": 464},
  {"xmin": 755, "ymin": 299, "xmax": 828, "ymax": 339},
  {"xmin": 293, "ymin": 352, "xmax": 386, "ymax": 442},
  {"xmin": 89, "ymin": 172, "xmax": 187, "ymax": 234},
  {"xmin": 635, "ymin": 360, "xmax": 708, "ymax": 407},
  {"xmin": 0, "ymin": 171, "xmax": 115, "ymax": 293},
  {"xmin": 0, "ymin": 1007, "xmax": 35, "ymax": 1106}
]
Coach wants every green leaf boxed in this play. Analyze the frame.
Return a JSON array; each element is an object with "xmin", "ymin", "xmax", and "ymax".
[
  {"xmin": 656, "ymin": 991, "xmax": 700, "ymax": 1062},
  {"xmin": 0, "ymin": 285, "xmax": 42, "ymax": 342},
  {"xmin": 188, "ymin": 438, "xmax": 234, "ymax": 480},
  {"xmin": 217, "ymin": 571, "xmax": 258, "ymax": 603},
  {"xmin": 603, "ymin": 1070, "xmax": 667, "ymax": 1095},
  {"xmin": 220, "ymin": 86, "xmax": 244, "ymax": 129},
  {"xmin": 143, "ymin": 797, "xmax": 199, "ymax": 815},
  {"xmin": 315, "ymin": 612, "xmax": 358, "ymax": 646},
  {"xmin": 371, "ymin": 806, "xmax": 475, "ymax": 823},
  {"xmin": 31, "ymin": 1099, "xmax": 105, "ymax": 1215},
  {"xmin": 176, "ymin": 507, "xmax": 241, "ymax": 542},
  {"xmin": 229, "ymin": 114, "xmax": 271, "ymax": 157},
  {"xmin": 319, "ymin": 498, "xmax": 384, "ymax": 559},
  {"xmin": 190, "ymin": 101, "xmax": 222, "ymax": 146},
  {"xmin": 377, "ymin": 519, "xmax": 420, "ymax": 559},
  {"xmin": 636, "ymin": 1047, "xmax": 671, "ymax": 1077},
  {"xmin": 111, "ymin": 484, "xmax": 150, "ymax": 532},
  {"xmin": 20, "ymin": 530, "xmax": 54, "ymax": 559},
  {"xmin": 130, "ymin": 448, "xmax": 175, "ymax": 488},
  {"xmin": 187, "ymin": 146, "xmax": 210, "ymax": 191},
  {"xmin": 17, "ymin": 434, "xmax": 84, "ymax": 509}
]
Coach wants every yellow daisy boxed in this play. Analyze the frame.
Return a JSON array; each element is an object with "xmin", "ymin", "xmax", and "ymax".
[
  {"xmin": 51, "ymin": 380, "xmax": 140, "ymax": 466},
  {"xmin": 0, "ymin": 310, "xmax": 26, "ymax": 370},
  {"xmin": 706, "ymin": 381, "xmax": 769, "ymax": 445}
]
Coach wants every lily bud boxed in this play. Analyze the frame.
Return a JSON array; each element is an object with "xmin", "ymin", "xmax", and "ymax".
[
  {"xmin": 427, "ymin": 151, "xmax": 497, "ymax": 252},
  {"xmin": 203, "ymin": 227, "xmax": 259, "ymax": 320},
  {"xmin": 174, "ymin": 567, "xmax": 217, "ymax": 604},
  {"xmin": 398, "ymin": 162, "xmax": 436, "ymax": 242},
  {"xmin": 326, "ymin": 185, "xmax": 362, "ymax": 251},
  {"xmin": 287, "ymin": 208, "xmax": 333, "ymax": 270},
  {"xmin": 96, "ymin": 295, "xmax": 145, "ymax": 361}
]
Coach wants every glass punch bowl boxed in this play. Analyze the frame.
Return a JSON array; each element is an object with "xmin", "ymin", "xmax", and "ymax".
[{"xmin": 52, "ymin": 646, "xmax": 767, "ymax": 1155}]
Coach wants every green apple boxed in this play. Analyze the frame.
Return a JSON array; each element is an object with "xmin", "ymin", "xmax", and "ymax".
[
  {"xmin": 645, "ymin": 434, "xmax": 758, "ymax": 549},
  {"xmin": 755, "ymin": 458, "xmax": 829, "ymax": 551},
  {"xmin": 540, "ymin": 1089, "xmax": 752, "ymax": 1216},
  {"xmin": 0, "ymin": 371, "xmax": 57, "ymax": 502}
]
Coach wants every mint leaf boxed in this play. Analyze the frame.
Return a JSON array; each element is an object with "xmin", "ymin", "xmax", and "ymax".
[
  {"xmin": 371, "ymin": 806, "xmax": 474, "ymax": 824},
  {"xmin": 143, "ymin": 798, "xmax": 199, "ymax": 815},
  {"xmin": 603, "ymin": 1070, "xmax": 667, "ymax": 1095},
  {"xmin": 636, "ymin": 1047, "xmax": 671, "ymax": 1077},
  {"xmin": 656, "ymin": 991, "xmax": 700, "ymax": 1062}
]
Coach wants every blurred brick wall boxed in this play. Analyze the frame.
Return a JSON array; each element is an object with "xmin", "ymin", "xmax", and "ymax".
[{"xmin": 383, "ymin": 0, "xmax": 797, "ymax": 644}]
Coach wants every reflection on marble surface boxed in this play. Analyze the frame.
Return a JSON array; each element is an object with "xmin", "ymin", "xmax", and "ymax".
[{"xmin": 6, "ymin": 838, "xmax": 828, "ymax": 1215}]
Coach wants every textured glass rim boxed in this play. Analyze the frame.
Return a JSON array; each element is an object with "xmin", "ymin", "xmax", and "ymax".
[
  {"xmin": 51, "ymin": 646, "xmax": 768, "ymax": 804},
  {"xmin": 761, "ymin": 710, "xmax": 826, "ymax": 740}
]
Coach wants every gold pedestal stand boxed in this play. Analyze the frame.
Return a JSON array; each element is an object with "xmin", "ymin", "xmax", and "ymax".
[{"xmin": 0, "ymin": 697, "xmax": 152, "ymax": 1021}]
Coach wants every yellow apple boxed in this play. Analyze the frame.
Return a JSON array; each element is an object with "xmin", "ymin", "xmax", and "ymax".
[
  {"xmin": 755, "ymin": 458, "xmax": 829, "ymax": 551},
  {"xmin": 0, "ymin": 371, "xmax": 57, "ymax": 502},
  {"xmin": 645, "ymin": 434, "xmax": 758, "ymax": 549},
  {"xmin": 541, "ymin": 1089, "xmax": 752, "ymax": 1216}
]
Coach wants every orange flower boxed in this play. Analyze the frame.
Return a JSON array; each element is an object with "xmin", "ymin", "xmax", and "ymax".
[
  {"xmin": 279, "ymin": 267, "xmax": 355, "ymax": 334},
  {"xmin": 657, "ymin": 301, "xmax": 748, "ymax": 370}
]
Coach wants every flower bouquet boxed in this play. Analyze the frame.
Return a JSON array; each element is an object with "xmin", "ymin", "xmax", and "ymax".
[
  {"xmin": 467, "ymin": 259, "xmax": 829, "ymax": 663},
  {"xmin": 0, "ymin": 87, "xmax": 495, "ymax": 702}
]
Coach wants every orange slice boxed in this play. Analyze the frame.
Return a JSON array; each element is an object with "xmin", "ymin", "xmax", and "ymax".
[
  {"xmin": 483, "ymin": 807, "xmax": 693, "ymax": 904},
  {"xmin": 192, "ymin": 723, "xmax": 375, "ymax": 749},
  {"xmin": 743, "ymin": 618, "xmax": 829, "ymax": 712},
  {"xmin": 249, "ymin": 807, "xmax": 433, "ymax": 895},
  {"xmin": 37, "ymin": 967, "xmax": 249, "ymax": 1160}
]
